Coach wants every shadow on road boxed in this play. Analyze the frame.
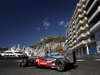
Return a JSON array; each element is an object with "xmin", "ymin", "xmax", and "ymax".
[
  {"xmin": 64, "ymin": 64, "xmax": 78, "ymax": 72},
  {"xmin": 25, "ymin": 64, "xmax": 79, "ymax": 72}
]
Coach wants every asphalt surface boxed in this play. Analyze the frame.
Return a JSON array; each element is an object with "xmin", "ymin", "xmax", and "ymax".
[{"xmin": 0, "ymin": 58, "xmax": 100, "ymax": 75}]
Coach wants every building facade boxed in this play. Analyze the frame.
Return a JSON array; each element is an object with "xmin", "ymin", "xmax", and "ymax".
[
  {"xmin": 32, "ymin": 36, "xmax": 65, "ymax": 54},
  {"xmin": 66, "ymin": 0, "xmax": 100, "ymax": 58}
]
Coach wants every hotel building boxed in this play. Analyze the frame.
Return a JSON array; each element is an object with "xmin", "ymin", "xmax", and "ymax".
[{"xmin": 66, "ymin": 0, "xmax": 100, "ymax": 57}]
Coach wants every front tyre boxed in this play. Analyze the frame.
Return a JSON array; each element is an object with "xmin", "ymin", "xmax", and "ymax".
[{"xmin": 55, "ymin": 59, "xmax": 66, "ymax": 72}]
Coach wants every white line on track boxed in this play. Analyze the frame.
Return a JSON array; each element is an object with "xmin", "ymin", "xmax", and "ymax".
[
  {"xmin": 77, "ymin": 59, "xmax": 85, "ymax": 62},
  {"xmin": 95, "ymin": 59, "xmax": 100, "ymax": 61}
]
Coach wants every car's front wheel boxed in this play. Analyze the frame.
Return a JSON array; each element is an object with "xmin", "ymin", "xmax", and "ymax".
[{"xmin": 55, "ymin": 59, "xmax": 66, "ymax": 72}]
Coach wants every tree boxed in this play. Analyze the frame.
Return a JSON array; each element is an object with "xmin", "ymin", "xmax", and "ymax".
[{"xmin": 55, "ymin": 45, "xmax": 64, "ymax": 52}]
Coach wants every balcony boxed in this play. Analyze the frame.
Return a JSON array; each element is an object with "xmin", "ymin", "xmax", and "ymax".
[
  {"xmin": 74, "ymin": 4, "xmax": 86, "ymax": 19},
  {"xmin": 84, "ymin": 17, "xmax": 88, "ymax": 22},
  {"xmin": 90, "ymin": 21, "xmax": 100, "ymax": 33},
  {"xmin": 72, "ymin": 25, "xmax": 76, "ymax": 30},
  {"xmin": 73, "ymin": 40, "xmax": 77, "ymax": 44},
  {"xmin": 79, "ymin": 33, "xmax": 87, "ymax": 38},
  {"xmin": 77, "ymin": 40, "xmax": 87, "ymax": 46},
  {"xmin": 69, "ymin": 37, "xmax": 73, "ymax": 43},
  {"xmin": 73, "ymin": 30, "xmax": 76, "ymax": 34},
  {"xmin": 79, "ymin": 0, "xmax": 86, "ymax": 8},
  {"xmin": 87, "ymin": 0, "xmax": 98, "ymax": 15},
  {"xmin": 69, "ymin": 42, "xmax": 73, "ymax": 47},
  {"xmin": 85, "ymin": 0, "xmax": 90, "ymax": 7},
  {"xmin": 77, "ymin": 25, "xmax": 89, "ymax": 36},
  {"xmin": 71, "ymin": 24, "xmax": 75, "ymax": 31},
  {"xmin": 75, "ymin": 11, "xmax": 87, "ymax": 25},
  {"xmin": 74, "ymin": 34, "xmax": 77, "ymax": 39},
  {"xmin": 85, "ymin": 0, "xmax": 94, "ymax": 10},
  {"xmin": 86, "ymin": 24, "xmax": 89, "ymax": 28},
  {"xmin": 78, "ymin": 25, "xmax": 89, "ymax": 35},
  {"xmin": 80, "ymin": 26, "xmax": 87, "ymax": 30},
  {"xmin": 74, "ymin": 8, "xmax": 82, "ymax": 19},
  {"xmin": 87, "ymin": 0, "xmax": 100, "ymax": 18},
  {"xmin": 71, "ymin": 40, "xmax": 87, "ymax": 50},
  {"xmin": 88, "ymin": 6, "xmax": 100, "ymax": 23},
  {"xmin": 83, "ymin": 4, "xmax": 86, "ymax": 8},
  {"xmin": 68, "ymin": 38, "xmax": 73, "ymax": 43},
  {"xmin": 73, "ymin": 3, "xmax": 81, "ymax": 19},
  {"xmin": 77, "ymin": 32, "xmax": 89, "ymax": 41},
  {"xmin": 77, "ymin": 20, "xmax": 84, "ymax": 27},
  {"xmin": 76, "ymin": 17, "xmax": 88, "ymax": 30},
  {"xmin": 81, "ymin": 0, "xmax": 86, "ymax": 4}
]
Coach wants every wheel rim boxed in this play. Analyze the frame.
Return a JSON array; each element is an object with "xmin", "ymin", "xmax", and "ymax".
[
  {"xmin": 56, "ymin": 62, "xmax": 64, "ymax": 71},
  {"xmin": 22, "ymin": 60, "xmax": 26, "ymax": 67}
]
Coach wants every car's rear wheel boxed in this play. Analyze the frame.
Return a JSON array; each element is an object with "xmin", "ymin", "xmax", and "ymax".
[{"xmin": 19, "ymin": 59, "xmax": 28, "ymax": 67}]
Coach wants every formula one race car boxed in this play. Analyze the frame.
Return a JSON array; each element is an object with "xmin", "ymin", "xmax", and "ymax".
[
  {"xmin": 35, "ymin": 53, "xmax": 63, "ymax": 69},
  {"xmin": 19, "ymin": 50, "xmax": 76, "ymax": 72},
  {"xmin": 35, "ymin": 51, "xmax": 76, "ymax": 72}
]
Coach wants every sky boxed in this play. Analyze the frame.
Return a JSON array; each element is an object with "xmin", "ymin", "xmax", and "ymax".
[{"xmin": 0, "ymin": 0, "xmax": 78, "ymax": 48}]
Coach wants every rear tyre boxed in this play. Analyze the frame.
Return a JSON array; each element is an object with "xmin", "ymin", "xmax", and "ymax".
[{"xmin": 20, "ymin": 59, "xmax": 28, "ymax": 67}]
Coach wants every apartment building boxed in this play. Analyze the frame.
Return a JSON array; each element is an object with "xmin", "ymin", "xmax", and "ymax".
[{"xmin": 66, "ymin": 0, "xmax": 100, "ymax": 57}]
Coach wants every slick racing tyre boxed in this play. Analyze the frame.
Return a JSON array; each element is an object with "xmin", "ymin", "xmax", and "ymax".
[
  {"xmin": 55, "ymin": 59, "xmax": 66, "ymax": 72},
  {"xmin": 20, "ymin": 59, "xmax": 28, "ymax": 67}
]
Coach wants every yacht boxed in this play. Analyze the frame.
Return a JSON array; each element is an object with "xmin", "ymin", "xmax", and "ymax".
[{"xmin": 0, "ymin": 46, "xmax": 24, "ymax": 57}]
